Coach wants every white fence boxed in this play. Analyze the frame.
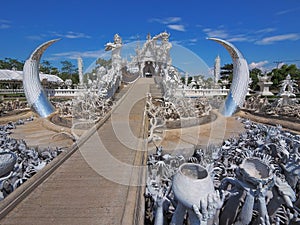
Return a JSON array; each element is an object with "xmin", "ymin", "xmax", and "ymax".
[
  {"xmin": 176, "ymin": 88, "xmax": 229, "ymax": 97},
  {"xmin": 45, "ymin": 89, "xmax": 81, "ymax": 97},
  {"xmin": 0, "ymin": 88, "xmax": 82, "ymax": 97},
  {"xmin": 0, "ymin": 89, "xmax": 24, "ymax": 94},
  {"xmin": 0, "ymin": 87, "xmax": 230, "ymax": 98}
]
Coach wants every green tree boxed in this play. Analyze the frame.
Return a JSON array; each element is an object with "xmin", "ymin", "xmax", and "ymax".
[
  {"xmin": 0, "ymin": 59, "xmax": 9, "ymax": 69},
  {"xmin": 40, "ymin": 60, "xmax": 51, "ymax": 74},
  {"xmin": 180, "ymin": 76, "xmax": 185, "ymax": 84},
  {"xmin": 84, "ymin": 57, "xmax": 112, "ymax": 82},
  {"xmin": 220, "ymin": 63, "xmax": 233, "ymax": 88},
  {"xmin": 59, "ymin": 60, "xmax": 79, "ymax": 85},
  {"xmin": 60, "ymin": 60, "xmax": 76, "ymax": 75},
  {"xmin": 220, "ymin": 64, "xmax": 233, "ymax": 82},
  {"xmin": 268, "ymin": 64, "xmax": 300, "ymax": 90},
  {"xmin": 0, "ymin": 58, "xmax": 24, "ymax": 70},
  {"xmin": 96, "ymin": 58, "xmax": 112, "ymax": 69},
  {"xmin": 50, "ymin": 67, "xmax": 59, "ymax": 75},
  {"xmin": 39, "ymin": 60, "xmax": 60, "ymax": 75},
  {"xmin": 249, "ymin": 68, "xmax": 262, "ymax": 91}
]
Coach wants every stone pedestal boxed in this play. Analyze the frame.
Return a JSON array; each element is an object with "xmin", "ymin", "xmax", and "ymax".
[
  {"xmin": 257, "ymin": 81, "xmax": 274, "ymax": 96},
  {"xmin": 280, "ymin": 92, "xmax": 296, "ymax": 106}
]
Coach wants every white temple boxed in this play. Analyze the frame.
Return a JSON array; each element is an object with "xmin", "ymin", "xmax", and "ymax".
[{"xmin": 130, "ymin": 31, "xmax": 172, "ymax": 77}]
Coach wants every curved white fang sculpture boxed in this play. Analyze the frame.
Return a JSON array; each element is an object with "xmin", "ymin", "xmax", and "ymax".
[
  {"xmin": 208, "ymin": 38, "xmax": 250, "ymax": 116},
  {"xmin": 23, "ymin": 39, "xmax": 60, "ymax": 118}
]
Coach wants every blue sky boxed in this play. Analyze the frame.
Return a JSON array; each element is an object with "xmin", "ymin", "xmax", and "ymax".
[{"xmin": 0, "ymin": 0, "xmax": 300, "ymax": 75}]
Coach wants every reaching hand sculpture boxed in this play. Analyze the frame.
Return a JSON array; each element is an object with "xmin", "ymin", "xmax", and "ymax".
[
  {"xmin": 146, "ymin": 119, "xmax": 300, "ymax": 224},
  {"xmin": 23, "ymin": 39, "xmax": 59, "ymax": 117},
  {"xmin": 171, "ymin": 163, "xmax": 219, "ymax": 225}
]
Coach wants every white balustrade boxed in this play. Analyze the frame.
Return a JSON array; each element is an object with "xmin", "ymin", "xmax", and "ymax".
[
  {"xmin": 0, "ymin": 88, "xmax": 230, "ymax": 98},
  {"xmin": 176, "ymin": 88, "xmax": 229, "ymax": 97}
]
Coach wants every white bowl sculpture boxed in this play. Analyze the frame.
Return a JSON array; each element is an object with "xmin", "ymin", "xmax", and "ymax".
[
  {"xmin": 172, "ymin": 163, "xmax": 215, "ymax": 208},
  {"xmin": 238, "ymin": 157, "xmax": 273, "ymax": 186}
]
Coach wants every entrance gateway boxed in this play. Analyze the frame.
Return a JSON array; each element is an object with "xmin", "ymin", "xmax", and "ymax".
[
  {"xmin": 143, "ymin": 61, "xmax": 155, "ymax": 77},
  {"xmin": 131, "ymin": 32, "xmax": 172, "ymax": 78}
]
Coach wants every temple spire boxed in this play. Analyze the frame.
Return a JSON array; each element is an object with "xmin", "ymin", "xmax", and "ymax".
[{"xmin": 214, "ymin": 55, "xmax": 220, "ymax": 84}]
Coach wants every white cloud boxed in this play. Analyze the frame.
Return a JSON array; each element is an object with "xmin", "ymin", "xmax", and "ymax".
[
  {"xmin": 167, "ymin": 24, "xmax": 185, "ymax": 32},
  {"xmin": 26, "ymin": 33, "xmax": 49, "ymax": 41},
  {"xmin": 171, "ymin": 40, "xmax": 183, "ymax": 45},
  {"xmin": 203, "ymin": 26, "xmax": 292, "ymax": 45},
  {"xmin": 171, "ymin": 38, "xmax": 197, "ymax": 46},
  {"xmin": 149, "ymin": 16, "xmax": 186, "ymax": 32},
  {"xmin": 276, "ymin": 9, "xmax": 292, "ymax": 15},
  {"xmin": 186, "ymin": 38, "xmax": 198, "ymax": 45},
  {"xmin": 149, "ymin": 17, "xmax": 182, "ymax": 24},
  {"xmin": 255, "ymin": 28, "xmax": 276, "ymax": 34},
  {"xmin": 47, "ymin": 49, "xmax": 108, "ymax": 61},
  {"xmin": 0, "ymin": 24, "xmax": 10, "ymax": 29},
  {"xmin": 25, "ymin": 31, "xmax": 90, "ymax": 41},
  {"xmin": 0, "ymin": 19, "xmax": 11, "ymax": 29},
  {"xmin": 52, "ymin": 31, "xmax": 91, "ymax": 39},
  {"xmin": 121, "ymin": 34, "xmax": 141, "ymax": 43},
  {"xmin": 276, "ymin": 7, "xmax": 300, "ymax": 15},
  {"xmin": 203, "ymin": 28, "xmax": 251, "ymax": 42},
  {"xmin": 196, "ymin": 24, "xmax": 204, "ymax": 28},
  {"xmin": 248, "ymin": 60, "xmax": 269, "ymax": 71},
  {"xmin": 276, "ymin": 62, "xmax": 285, "ymax": 69},
  {"xmin": 202, "ymin": 28, "xmax": 229, "ymax": 39},
  {"xmin": 227, "ymin": 36, "xmax": 249, "ymax": 42},
  {"xmin": 26, "ymin": 35, "xmax": 44, "ymax": 41},
  {"xmin": 255, "ymin": 33, "xmax": 300, "ymax": 45},
  {"xmin": 128, "ymin": 35, "xmax": 140, "ymax": 40},
  {"xmin": 189, "ymin": 38, "xmax": 198, "ymax": 42}
]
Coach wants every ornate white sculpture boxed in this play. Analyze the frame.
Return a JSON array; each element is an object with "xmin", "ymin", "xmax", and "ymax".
[
  {"xmin": 131, "ymin": 32, "xmax": 172, "ymax": 77},
  {"xmin": 153, "ymin": 31, "xmax": 172, "ymax": 66},
  {"xmin": 105, "ymin": 33, "xmax": 122, "ymax": 71},
  {"xmin": 244, "ymin": 74, "xmax": 300, "ymax": 118},
  {"xmin": 94, "ymin": 33, "xmax": 123, "ymax": 98},
  {"xmin": 77, "ymin": 57, "xmax": 84, "ymax": 86},
  {"xmin": 278, "ymin": 74, "xmax": 298, "ymax": 106},
  {"xmin": 214, "ymin": 55, "xmax": 221, "ymax": 84}
]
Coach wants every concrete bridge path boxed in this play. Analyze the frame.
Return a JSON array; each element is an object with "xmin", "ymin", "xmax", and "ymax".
[{"xmin": 0, "ymin": 78, "xmax": 154, "ymax": 225}]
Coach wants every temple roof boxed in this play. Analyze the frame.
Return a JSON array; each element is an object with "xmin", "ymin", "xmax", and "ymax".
[{"xmin": 0, "ymin": 69, "xmax": 63, "ymax": 83}]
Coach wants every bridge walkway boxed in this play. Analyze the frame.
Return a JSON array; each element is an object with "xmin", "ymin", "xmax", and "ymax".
[{"xmin": 0, "ymin": 78, "xmax": 154, "ymax": 225}]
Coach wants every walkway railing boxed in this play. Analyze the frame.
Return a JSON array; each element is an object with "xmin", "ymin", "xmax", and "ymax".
[
  {"xmin": 0, "ymin": 88, "xmax": 87, "ymax": 97},
  {"xmin": 0, "ymin": 89, "xmax": 24, "ymax": 94},
  {"xmin": 0, "ymin": 87, "xmax": 230, "ymax": 97},
  {"xmin": 176, "ymin": 88, "xmax": 229, "ymax": 97}
]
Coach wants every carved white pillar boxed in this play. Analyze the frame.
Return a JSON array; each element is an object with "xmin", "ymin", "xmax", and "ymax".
[{"xmin": 77, "ymin": 57, "xmax": 83, "ymax": 86}]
